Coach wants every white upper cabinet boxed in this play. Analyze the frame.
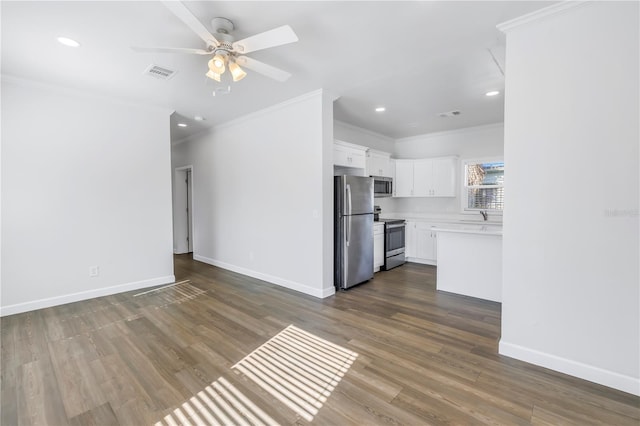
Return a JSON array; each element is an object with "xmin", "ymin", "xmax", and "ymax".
[
  {"xmin": 431, "ymin": 157, "xmax": 457, "ymax": 197},
  {"xmin": 393, "ymin": 156, "xmax": 457, "ymax": 197},
  {"xmin": 366, "ymin": 149, "xmax": 393, "ymax": 177},
  {"xmin": 333, "ymin": 140, "xmax": 367, "ymax": 169},
  {"xmin": 412, "ymin": 159, "xmax": 432, "ymax": 196},
  {"xmin": 394, "ymin": 160, "xmax": 414, "ymax": 197}
]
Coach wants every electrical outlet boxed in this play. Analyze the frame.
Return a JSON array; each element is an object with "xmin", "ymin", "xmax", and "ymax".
[
  {"xmin": 89, "ymin": 266, "xmax": 99, "ymax": 277},
  {"xmin": 249, "ymin": 251, "xmax": 254, "ymax": 261}
]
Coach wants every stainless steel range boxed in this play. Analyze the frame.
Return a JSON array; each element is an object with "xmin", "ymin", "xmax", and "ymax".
[{"xmin": 380, "ymin": 218, "xmax": 406, "ymax": 270}]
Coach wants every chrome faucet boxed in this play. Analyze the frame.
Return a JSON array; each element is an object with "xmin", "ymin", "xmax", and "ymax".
[{"xmin": 480, "ymin": 210, "xmax": 488, "ymax": 221}]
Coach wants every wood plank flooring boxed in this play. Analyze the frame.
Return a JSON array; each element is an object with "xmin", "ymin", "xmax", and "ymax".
[{"xmin": 2, "ymin": 256, "xmax": 639, "ymax": 425}]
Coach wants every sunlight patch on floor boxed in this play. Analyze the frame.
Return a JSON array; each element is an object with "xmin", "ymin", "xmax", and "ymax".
[
  {"xmin": 155, "ymin": 376, "xmax": 279, "ymax": 426},
  {"xmin": 132, "ymin": 280, "xmax": 206, "ymax": 307},
  {"xmin": 232, "ymin": 325, "xmax": 358, "ymax": 422}
]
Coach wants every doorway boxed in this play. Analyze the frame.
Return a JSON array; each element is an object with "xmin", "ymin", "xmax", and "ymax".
[{"xmin": 173, "ymin": 166, "xmax": 193, "ymax": 254}]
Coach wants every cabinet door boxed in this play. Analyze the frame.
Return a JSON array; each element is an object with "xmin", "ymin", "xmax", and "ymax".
[
  {"xmin": 334, "ymin": 145, "xmax": 366, "ymax": 169},
  {"xmin": 378, "ymin": 156, "xmax": 392, "ymax": 177},
  {"xmin": 412, "ymin": 159, "xmax": 433, "ymax": 197},
  {"xmin": 404, "ymin": 221, "xmax": 416, "ymax": 258},
  {"xmin": 349, "ymin": 149, "xmax": 366, "ymax": 169},
  {"xmin": 333, "ymin": 145, "xmax": 350, "ymax": 167},
  {"xmin": 374, "ymin": 233, "xmax": 384, "ymax": 269},
  {"xmin": 366, "ymin": 154, "xmax": 381, "ymax": 176},
  {"xmin": 415, "ymin": 222, "xmax": 436, "ymax": 261},
  {"xmin": 394, "ymin": 161, "xmax": 414, "ymax": 197},
  {"xmin": 432, "ymin": 157, "xmax": 457, "ymax": 197},
  {"xmin": 367, "ymin": 153, "xmax": 392, "ymax": 177}
]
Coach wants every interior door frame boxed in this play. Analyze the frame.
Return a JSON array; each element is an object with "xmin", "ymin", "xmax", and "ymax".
[{"xmin": 173, "ymin": 165, "xmax": 194, "ymax": 254}]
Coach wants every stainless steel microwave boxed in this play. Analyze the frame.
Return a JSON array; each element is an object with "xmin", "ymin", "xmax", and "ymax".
[{"xmin": 372, "ymin": 176, "xmax": 393, "ymax": 197}]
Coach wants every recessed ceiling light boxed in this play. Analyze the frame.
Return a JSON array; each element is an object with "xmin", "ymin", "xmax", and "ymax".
[
  {"xmin": 375, "ymin": 107, "xmax": 386, "ymax": 112},
  {"xmin": 177, "ymin": 123, "xmax": 188, "ymax": 127},
  {"xmin": 57, "ymin": 37, "xmax": 80, "ymax": 47},
  {"xmin": 194, "ymin": 116, "xmax": 205, "ymax": 121},
  {"xmin": 485, "ymin": 90, "xmax": 500, "ymax": 97}
]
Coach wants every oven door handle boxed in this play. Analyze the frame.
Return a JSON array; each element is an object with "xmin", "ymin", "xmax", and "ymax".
[{"xmin": 386, "ymin": 223, "xmax": 405, "ymax": 229}]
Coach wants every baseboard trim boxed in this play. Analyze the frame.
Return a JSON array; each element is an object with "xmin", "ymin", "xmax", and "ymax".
[
  {"xmin": 0, "ymin": 275, "xmax": 176, "ymax": 317},
  {"xmin": 194, "ymin": 255, "xmax": 334, "ymax": 299},
  {"xmin": 406, "ymin": 257, "xmax": 437, "ymax": 266},
  {"xmin": 499, "ymin": 340, "xmax": 640, "ymax": 396}
]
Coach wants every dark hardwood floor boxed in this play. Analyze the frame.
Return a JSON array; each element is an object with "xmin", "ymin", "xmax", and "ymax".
[{"xmin": 2, "ymin": 255, "xmax": 639, "ymax": 425}]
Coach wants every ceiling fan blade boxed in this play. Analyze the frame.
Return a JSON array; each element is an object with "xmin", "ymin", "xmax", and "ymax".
[
  {"xmin": 160, "ymin": 1, "xmax": 219, "ymax": 47},
  {"xmin": 232, "ymin": 25, "xmax": 298, "ymax": 54},
  {"xmin": 131, "ymin": 46, "xmax": 212, "ymax": 55},
  {"xmin": 236, "ymin": 56, "xmax": 292, "ymax": 82}
]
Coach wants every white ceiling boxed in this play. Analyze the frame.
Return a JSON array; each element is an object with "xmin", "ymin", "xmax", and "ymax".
[{"xmin": 1, "ymin": 1, "xmax": 555, "ymax": 142}]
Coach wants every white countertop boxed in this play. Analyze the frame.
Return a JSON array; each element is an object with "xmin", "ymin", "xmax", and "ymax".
[
  {"xmin": 376, "ymin": 212, "xmax": 502, "ymax": 226},
  {"xmin": 432, "ymin": 223, "xmax": 503, "ymax": 236}
]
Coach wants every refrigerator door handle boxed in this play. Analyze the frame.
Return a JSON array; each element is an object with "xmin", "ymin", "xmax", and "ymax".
[
  {"xmin": 346, "ymin": 215, "xmax": 350, "ymax": 246},
  {"xmin": 346, "ymin": 184, "xmax": 352, "ymax": 216}
]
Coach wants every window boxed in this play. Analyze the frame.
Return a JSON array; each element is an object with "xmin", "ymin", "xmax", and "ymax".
[{"xmin": 462, "ymin": 159, "xmax": 504, "ymax": 212}]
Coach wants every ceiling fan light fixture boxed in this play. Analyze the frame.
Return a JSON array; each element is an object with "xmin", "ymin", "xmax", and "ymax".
[
  {"xmin": 205, "ymin": 70, "xmax": 221, "ymax": 82},
  {"xmin": 229, "ymin": 61, "xmax": 247, "ymax": 82},
  {"xmin": 209, "ymin": 54, "xmax": 227, "ymax": 74}
]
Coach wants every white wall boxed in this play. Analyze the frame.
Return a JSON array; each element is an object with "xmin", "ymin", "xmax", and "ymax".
[
  {"xmin": 388, "ymin": 123, "xmax": 504, "ymax": 216},
  {"xmin": 394, "ymin": 123, "xmax": 504, "ymax": 159},
  {"xmin": 172, "ymin": 90, "xmax": 335, "ymax": 298},
  {"xmin": 334, "ymin": 120, "xmax": 395, "ymax": 152},
  {"xmin": 1, "ymin": 77, "xmax": 175, "ymax": 315},
  {"xmin": 499, "ymin": 2, "xmax": 639, "ymax": 395}
]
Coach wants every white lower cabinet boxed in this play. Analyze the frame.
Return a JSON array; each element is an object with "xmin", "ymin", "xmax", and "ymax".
[
  {"xmin": 405, "ymin": 221, "xmax": 438, "ymax": 265},
  {"xmin": 373, "ymin": 223, "xmax": 385, "ymax": 272}
]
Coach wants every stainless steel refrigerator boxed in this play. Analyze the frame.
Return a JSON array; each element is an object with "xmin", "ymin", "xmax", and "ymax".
[{"xmin": 334, "ymin": 175, "xmax": 374, "ymax": 290}]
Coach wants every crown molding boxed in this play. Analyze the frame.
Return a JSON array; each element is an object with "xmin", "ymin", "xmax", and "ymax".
[
  {"xmin": 173, "ymin": 89, "xmax": 330, "ymax": 145},
  {"xmin": 171, "ymin": 126, "xmax": 214, "ymax": 146},
  {"xmin": 396, "ymin": 122, "xmax": 504, "ymax": 144},
  {"xmin": 334, "ymin": 120, "xmax": 395, "ymax": 143},
  {"xmin": 214, "ymin": 89, "xmax": 325, "ymax": 132},
  {"xmin": 1, "ymin": 74, "xmax": 174, "ymax": 115},
  {"xmin": 497, "ymin": 1, "xmax": 588, "ymax": 33}
]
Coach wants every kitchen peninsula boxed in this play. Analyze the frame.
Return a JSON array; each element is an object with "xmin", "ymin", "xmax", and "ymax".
[{"xmin": 433, "ymin": 224, "xmax": 502, "ymax": 302}]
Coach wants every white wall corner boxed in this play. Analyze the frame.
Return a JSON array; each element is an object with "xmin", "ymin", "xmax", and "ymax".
[
  {"xmin": 172, "ymin": 126, "xmax": 214, "ymax": 146},
  {"xmin": 497, "ymin": 1, "xmax": 588, "ymax": 33},
  {"xmin": 320, "ymin": 286, "xmax": 336, "ymax": 298},
  {"xmin": 194, "ymin": 255, "xmax": 331, "ymax": 299},
  {"xmin": 499, "ymin": 340, "xmax": 640, "ymax": 397},
  {"xmin": 214, "ymin": 89, "xmax": 325, "ymax": 132}
]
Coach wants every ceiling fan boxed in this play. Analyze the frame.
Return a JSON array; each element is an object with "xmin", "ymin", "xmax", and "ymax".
[{"xmin": 132, "ymin": 1, "xmax": 298, "ymax": 83}]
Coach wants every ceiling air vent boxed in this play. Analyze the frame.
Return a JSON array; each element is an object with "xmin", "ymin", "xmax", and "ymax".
[
  {"xmin": 437, "ymin": 110, "xmax": 461, "ymax": 118},
  {"xmin": 144, "ymin": 64, "xmax": 177, "ymax": 80}
]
